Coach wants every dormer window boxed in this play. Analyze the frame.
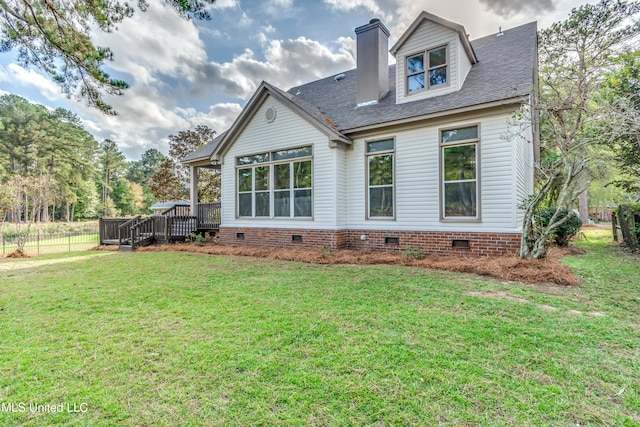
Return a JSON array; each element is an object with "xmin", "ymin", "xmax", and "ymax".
[{"xmin": 406, "ymin": 46, "xmax": 448, "ymax": 93}]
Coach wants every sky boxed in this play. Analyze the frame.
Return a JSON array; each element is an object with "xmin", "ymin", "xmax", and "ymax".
[{"xmin": 0, "ymin": 0, "xmax": 601, "ymax": 160}]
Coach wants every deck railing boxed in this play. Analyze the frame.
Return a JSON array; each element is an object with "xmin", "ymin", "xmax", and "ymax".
[
  {"xmin": 99, "ymin": 218, "xmax": 129, "ymax": 244},
  {"xmin": 99, "ymin": 202, "xmax": 219, "ymax": 249},
  {"xmin": 118, "ymin": 216, "xmax": 141, "ymax": 247},
  {"xmin": 129, "ymin": 216, "xmax": 155, "ymax": 250},
  {"xmin": 197, "ymin": 202, "xmax": 221, "ymax": 229},
  {"xmin": 161, "ymin": 203, "xmax": 191, "ymax": 216}
]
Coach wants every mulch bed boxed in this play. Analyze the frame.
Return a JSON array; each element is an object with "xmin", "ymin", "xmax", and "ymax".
[
  {"xmin": 111, "ymin": 242, "xmax": 584, "ymax": 286},
  {"xmin": 4, "ymin": 250, "xmax": 31, "ymax": 259}
]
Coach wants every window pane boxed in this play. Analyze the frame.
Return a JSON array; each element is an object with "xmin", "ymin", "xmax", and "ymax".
[
  {"xmin": 429, "ymin": 67, "xmax": 447, "ymax": 86},
  {"xmin": 293, "ymin": 160, "xmax": 312, "ymax": 189},
  {"xmin": 274, "ymin": 191, "xmax": 290, "ymax": 217},
  {"xmin": 408, "ymin": 73, "xmax": 425, "ymax": 92},
  {"xmin": 442, "ymin": 126, "xmax": 478, "ymax": 143},
  {"xmin": 255, "ymin": 192, "xmax": 270, "ymax": 217},
  {"xmin": 273, "ymin": 146, "xmax": 312, "ymax": 161},
  {"xmin": 370, "ymin": 187, "xmax": 394, "ymax": 217},
  {"xmin": 238, "ymin": 168, "xmax": 252, "ymax": 192},
  {"xmin": 407, "ymin": 54, "xmax": 424, "ymax": 73},
  {"xmin": 238, "ymin": 193, "xmax": 252, "ymax": 217},
  {"xmin": 429, "ymin": 47, "xmax": 447, "ymax": 67},
  {"xmin": 274, "ymin": 163, "xmax": 290, "ymax": 190},
  {"xmin": 443, "ymin": 145, "xmax": 476, "ymax": 181},
  {"xmin": 369, "ymin": 154, "xmax": 393, "ymax": 186},
  {"xmin": 294, "ymin": 189, "xmax": 312, "ymax": 217},
  {"xmin": 367, "ymin": 139, "xmax": 394, "ymax": 153},
  {"xmin": 444, "ymin": 182, "xmax": 477, "ymax": 217},
  {"xmin": 237, "ymin": 153, "xmax": 268, "ymax": 165},
  {"xmin": 255, "ymin": 166, "xmax": 269, "ymax": 191}
]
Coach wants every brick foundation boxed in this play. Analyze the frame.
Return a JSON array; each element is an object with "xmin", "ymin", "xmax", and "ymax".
[
  {"xmin": 219, "ymin": 227, "xmax": 521, "ymax": 256},
  {"xmin": 219, "ymin": 227, "xmax": 348, "ymax": 250}
]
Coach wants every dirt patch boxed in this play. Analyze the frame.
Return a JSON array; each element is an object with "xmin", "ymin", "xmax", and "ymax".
[{"xmin": 134, "ymin": 243, "xmax": 581, "ymax": 286}]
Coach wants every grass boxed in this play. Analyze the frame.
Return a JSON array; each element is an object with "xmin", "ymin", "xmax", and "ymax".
[{"xmin": 0, "ymin": 229, "xmax": 638, "ymax": 426}]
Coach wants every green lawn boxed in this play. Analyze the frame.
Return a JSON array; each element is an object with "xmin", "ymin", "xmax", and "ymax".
[{"xmin": 0, "ymin": 230, "xmax": 638, "ymax": 426}]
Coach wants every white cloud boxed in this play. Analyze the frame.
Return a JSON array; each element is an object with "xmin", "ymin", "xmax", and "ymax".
[
  {"xmin": 323, "ymin": 0, "xmax": 394, "ymax": 22},
  {"xmin": 211, "ymin": 0, "xmax": 239, "ymax": 9},
  {"xmin": 271, "ymin": 0, "xmax": 293, "ymax": 7},
  {"xmin": 92, "ymin": 2, "xmax": 207, "ymax": 85},
  {"xmin": 0, "ymin": 64, "xmax": 66, "ymax": 101}
]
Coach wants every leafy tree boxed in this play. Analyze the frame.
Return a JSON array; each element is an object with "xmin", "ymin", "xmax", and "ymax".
[
  {"xmin": 127, "ymin": 148, "xmax": 166, "ymax": 186},
  {"xmin": 98, "ymin": 139, "xmax": 126, "ymax": 213},
  {"xmin": 111, "ymin": 179, "xmax": 137, "ymax": 216},
  {"xmin": 149, "ymin": 125, "xmax": 219, "ymax": 202},
  {"xmin": 0, "ymin": 93, "xmax": 100, "ymax": 222},
  {"xmin": 0, "ymin": 180, "xmax": 18, "ymax": 236},
  {"xmin": 149, "ymin": 158, "xmax": 186, "ymax": 202},
  {"xmin": 3, "ymin": 174, "xmax": 49, "ymax": 254},
  {"xmin": 0, "ymin": 0, "xmax": 215, "ymax": 114},
  {"xmin": 74, "ymin": 179, "xmax": 100, "ymax": 220},
  {"xmin": 519, "ymin": 0, "xmax": 640, "ymax": 259},
  {"xmin": 602, "ymin": 50, "xmax": 640, "ymax": 196}
]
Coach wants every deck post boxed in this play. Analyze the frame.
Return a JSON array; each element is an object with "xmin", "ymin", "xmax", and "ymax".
[{"xmin": 190, "ymin": 166, "xmax": 198, "ymax": 218}]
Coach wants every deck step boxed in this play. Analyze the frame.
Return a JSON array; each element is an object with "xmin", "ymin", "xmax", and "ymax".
[{"xmin": 119, "ymin": 245, "xmax": 133, "ymax": 252}]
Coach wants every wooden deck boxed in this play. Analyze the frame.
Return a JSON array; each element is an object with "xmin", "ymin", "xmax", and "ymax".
[{"xmin": 99, "ymin": 202, "xmax": 220, "ymax": 251}]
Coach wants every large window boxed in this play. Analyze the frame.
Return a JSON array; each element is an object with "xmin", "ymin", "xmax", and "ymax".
[
  {"xmin": 441, "ymin": 125, "xmax": 478, "ymax": 219},
  {"xmin": 237, "ymin": 146, "xmax": 312, "ymax": 218},
  {"xmin": 406, "ymin": 46, "xmax": 448, "ymax": 93},
  {"xmin": 367, "ymin": 139, "xmax": 394, "ymax": 218}
]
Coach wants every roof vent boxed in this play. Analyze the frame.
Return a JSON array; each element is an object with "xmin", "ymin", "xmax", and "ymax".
[
  {"xmin": 334, "ymin": 73, "xmax": 346, "ymax": 81},
  {"xmin": 497, "ymin": 27, "xmax": 504, "ymax": 37},
  {"xmin": 265, "ymin": 107, "xmax": 277, "ymax": 123}
]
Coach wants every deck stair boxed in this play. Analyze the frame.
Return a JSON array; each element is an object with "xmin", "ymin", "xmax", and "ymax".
[{"xmin": 98, "ymin": 202, "xmax": 220, "ymax": 251}]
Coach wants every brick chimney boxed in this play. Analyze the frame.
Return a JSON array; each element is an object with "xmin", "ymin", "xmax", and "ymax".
[{"xmin": 355, "ymin": 18, "xmax": 390, "ymax": 106}]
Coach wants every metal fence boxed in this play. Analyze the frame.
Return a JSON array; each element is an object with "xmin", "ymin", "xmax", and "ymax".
[{"xmin": 1, "ymin": 228, "xmax": 100, "ymax": 256}]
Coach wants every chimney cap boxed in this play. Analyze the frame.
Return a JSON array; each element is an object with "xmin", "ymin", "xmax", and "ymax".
[{"xmin": 355, "ymin": 18, "xmax": 390, "ymax": 37}]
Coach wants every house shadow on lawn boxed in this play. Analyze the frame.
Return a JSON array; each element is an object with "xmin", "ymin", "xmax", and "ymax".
[{"xmin": 119, "ymin": 243, "xmax": 584, "ymax": 287}]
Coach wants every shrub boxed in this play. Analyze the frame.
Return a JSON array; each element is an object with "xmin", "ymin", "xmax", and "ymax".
[
  {"xmin": 402, "ymin": 246, "xmax": 425, "ymax": 260},
  {"xmin": 537, "ymin": 207, "xmax": 583, "ymax": 247}
]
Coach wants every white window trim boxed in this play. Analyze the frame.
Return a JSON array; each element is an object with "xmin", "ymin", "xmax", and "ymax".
[
  {"xmin": 366, "ymin": 138, "xmax": 396, "ymax": 220},
  {"xmin": 439, "ymin": 124, "xmax": 481, "ymax": 222}
]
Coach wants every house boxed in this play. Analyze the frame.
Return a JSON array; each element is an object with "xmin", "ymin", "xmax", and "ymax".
[
  {"xmin": 182, "ymin": 11, "xmax": 538, "ymax": 255},
  {"xmin": 149, "ymin": 200, "xmax": 190, "ymax": 215}
]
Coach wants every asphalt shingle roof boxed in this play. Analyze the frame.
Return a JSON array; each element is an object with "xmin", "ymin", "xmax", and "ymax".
[
  {"xmin": 182, "ymin": 21, "xmax": 537, "ymax": 164},
  {"xmin": 287, "ymin": 21, "xmax": 537, "ymax": 132},
  {"xmin": 181, "ymin": 131, "xmax": 226, "ymax": 162}
]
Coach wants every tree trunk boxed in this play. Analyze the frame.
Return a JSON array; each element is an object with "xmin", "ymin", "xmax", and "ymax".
[{"xmin": 578, "ymin": 190, "xmax": 589, "ymax": 224}]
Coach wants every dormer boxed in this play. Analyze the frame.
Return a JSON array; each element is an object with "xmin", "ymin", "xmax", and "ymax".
[{"xmin": 390, "ymin": 11, "xmax": 478, "ymax": 105}]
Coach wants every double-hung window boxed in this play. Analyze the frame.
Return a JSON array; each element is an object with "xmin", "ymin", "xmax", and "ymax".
[
  {"xmin": 367, "ymin": 139, "xmax": 394, "ymax": 218},
  {"xmin": 440, "ymin": 125, "xmax": 479, "ymax": 219},
  {"xmin": 237, "ymin": 153, "xmax": 270, "ymax": 217},
  {"xmin": 406, "ymin": 46, "xmax": 448, "ymax": 93},
  {"xmin": 237, "ymin": 146, "xmax": 312, "ymax": 218}
]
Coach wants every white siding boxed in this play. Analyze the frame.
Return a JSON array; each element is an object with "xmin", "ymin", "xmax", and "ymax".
[
  {"xmin": 336, "ymin": 147, "xmax": 348, "ymax": 227},
  {"xmin": 396, "ymin": 21, "xmax": 462, "ymax": 104},
  {"xmin": 345, "ymin": 112, "xmax": 523, "ymax": 233},
  {"xmin": 220, "ymin": 95, "xmax": 339, "ymax": 229},
  {"xmin": 514, "ymin": 109, "xmax": 535, "ymax": 228},
  {"xmin": 457, "ymin": 43, "xmax": 473, "ymax": 89}
]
